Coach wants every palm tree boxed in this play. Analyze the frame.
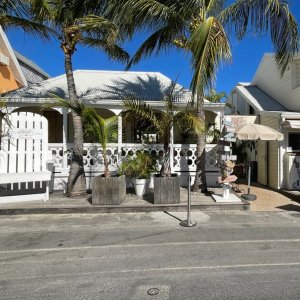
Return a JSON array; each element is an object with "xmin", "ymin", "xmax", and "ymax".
[
  {"xmin": 84, "ymin": 112, "xmax": 118, "ymax": 178},
  {"xmin": 122, "ymin": 83, "xmax": 204, "ymax": 177},
  {"xmin": 1, "ymin": 0, "xmax": 129, "ymax": 196},
  {"xmin": 114, "ymin": 0, "xmax": 299, "ymax": 192},
  {"xmin": 46, "ymin": 97, "xmax": 118, "ymax": 178}
]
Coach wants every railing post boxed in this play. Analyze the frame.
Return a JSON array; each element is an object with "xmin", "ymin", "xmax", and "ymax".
[{"xmin": 117, "ymin": 115, "xmax": 122, "ymax": 163}]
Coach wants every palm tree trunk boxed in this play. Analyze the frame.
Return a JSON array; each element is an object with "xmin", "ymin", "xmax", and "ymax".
[
  {"xmin": 103, "ymin": 148, "xmax": 110, "ymax": 177},
  {"xmin": 193, "ymin": 93, "xmax": 207, "ymax": 193},
  {"xmin": 160, "ymin": 139, "xmax": 171, "ymax": 177},
  {"xmin": 64, "ymin": 51, "xmax": 86, "ymax": 196}
]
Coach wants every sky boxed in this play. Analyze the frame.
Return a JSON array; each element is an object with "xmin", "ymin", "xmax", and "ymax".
[{"xmin": 5, "ymin": 1, "xmax": 300, "ymax": 96}]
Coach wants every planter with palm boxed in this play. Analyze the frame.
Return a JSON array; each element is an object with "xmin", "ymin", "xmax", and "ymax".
[
  {"xmin": 85, "ymin": 109, "xmax": 126, "ymax": 205},
  {"xmin": 123, "ymin": 83, "xmax": 203, "ymax": 203},
  {"xmin": 47, "ymin": 97, "xmax": 126, "ymax": 204}
]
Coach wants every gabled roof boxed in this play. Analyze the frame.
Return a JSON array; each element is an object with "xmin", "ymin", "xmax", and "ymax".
[
  {"xmin": 6, "ymin": 70, "xmax": 194, "ymax": 103},
  {"xmin": 236, "ymin": 84, "xmax": 287, "ymax": 112},
  {"xmin": 14, "ymin": 51, "xmax": 50, "ymax": 83},
  {"xmin": 0, "ymin": 26, "xmax": 27, "ymax": 87}
]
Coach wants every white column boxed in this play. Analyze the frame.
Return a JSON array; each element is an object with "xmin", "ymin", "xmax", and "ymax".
[
  {"xmin": 117, "ymin": 115, "xmax": 122, "ymax": 162},
  {"xmin": 170, "ymin": 125, "xmax": 174, "ymax": 174},
  {"xmin": 62, "ymin": 108, "xmax": 68, "ymax": 169}
]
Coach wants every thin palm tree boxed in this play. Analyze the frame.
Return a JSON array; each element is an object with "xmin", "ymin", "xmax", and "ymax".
[
  {"xmin": 122, "ymin": 83, "xmax": 204, "ymax": 177},
  {"xmin": 1, "ymin": 0, "xmax": 129, "ymax": 196},
  {"xmin": 114, "ymin": 0, "xmax": 299, "ymax": 192},
  {"xmin": 84, "ymin": 112, "xmax": 118, "ymax": 178},
  {"xmin": 46, "ymin": 96, "xmax": 118, "ymax": 178}
]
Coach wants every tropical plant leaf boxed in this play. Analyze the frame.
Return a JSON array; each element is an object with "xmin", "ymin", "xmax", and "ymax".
[
  {"xmin": 220, "ymin": 0, "xmax": 299, "ymax": 75},
  {"xmin": 81, "ymin": 37, "xmax": 129, "ymax": 62}
]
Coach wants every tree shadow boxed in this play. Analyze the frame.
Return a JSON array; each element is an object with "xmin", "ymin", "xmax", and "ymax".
[
  {"xmin": 4, "ymin": 71, "xmax": 192, "ymax": 105},
  {"xmin": 276, "ymin": 204, "xmax": 300, "ymax": 212},
  {"xmin": 83, "ymin": 74, "xmax": 191, "ymax": 103}
]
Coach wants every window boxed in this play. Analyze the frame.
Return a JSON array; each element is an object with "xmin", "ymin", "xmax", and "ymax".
[
  {"xmin": 249, "ymin": 105, "xmax": 255, "ymax": 115},
  {"xmin": 288, "ymin": 133, "xmax": 300, "ymax": 151}
]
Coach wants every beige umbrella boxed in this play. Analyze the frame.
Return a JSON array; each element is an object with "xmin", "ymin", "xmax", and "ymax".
[
  {"xmin": 233, "ymin": 123, "xmax": 283, "ymax": 200},
  {"xmin": 234, "ymin": 124, "xmax": 284, "ymax": 141}
]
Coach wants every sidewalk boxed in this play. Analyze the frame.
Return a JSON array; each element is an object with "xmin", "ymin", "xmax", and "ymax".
[
  {"xmin": 1, "ymin": 183, "xmax": 299, "ymax": 215},
  {"xmin": 234, "ymin": 181, "xmax": 300, "ymax": 212},
  {"xmin": 0, "ymin": 187, "xmax": 249, "ymax": 215}
]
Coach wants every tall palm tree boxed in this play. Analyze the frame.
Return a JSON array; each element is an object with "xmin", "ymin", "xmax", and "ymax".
[
  {"xmin": 122, "ymin": 83, "xmax": 204, "ymax": 176},
  {"xmin": 1, "ymin": 0, "xmax": 129, "ymax": 196},
  {"xmin": 115, "ymin": 0, "xmax": 299, "ymax": 192}
]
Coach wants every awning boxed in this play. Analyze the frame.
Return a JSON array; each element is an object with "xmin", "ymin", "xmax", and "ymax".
[{"xmin": 282, "ymin": 120, "xmax": 300, "ymax": 129}]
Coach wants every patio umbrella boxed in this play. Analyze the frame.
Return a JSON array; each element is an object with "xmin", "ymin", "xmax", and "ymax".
[
  {"xmin": 234, "ymin": 124, "xmax": 284, "ymax": 141},
  {"xmin": 233, "ymin": 124, "xmax": 283, "ymax": 200}
]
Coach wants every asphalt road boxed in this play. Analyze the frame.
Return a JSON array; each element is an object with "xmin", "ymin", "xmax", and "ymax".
[{"xmin": 0, "ymin": 211, "xmax": 299, "ymax": 299}]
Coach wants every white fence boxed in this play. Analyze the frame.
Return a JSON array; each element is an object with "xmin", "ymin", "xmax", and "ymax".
[
  {"xmin": 49, "ymin": 143, "xmax": 220, "ymax": 190},
  {"xmin": 0, "ymin": 112, "xmax": 51, "ymax": 202}
]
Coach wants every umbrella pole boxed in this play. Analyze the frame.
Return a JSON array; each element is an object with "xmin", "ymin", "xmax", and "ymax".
[{"xmin": 247, "ymin": 164, "xmax": 251, "ymax": 194}]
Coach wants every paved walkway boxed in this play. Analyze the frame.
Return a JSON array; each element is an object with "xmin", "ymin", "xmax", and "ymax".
[
  {"xmin": 0, "ymin": 187, "xmax": 249, "ymax": 214},
  {"xmin": 1, "ymin": 183, "xmax": 300, "ymax": 214},
  {"xmin": 234, "ymin": 181, "xmax": 300, "ymax": 212}
]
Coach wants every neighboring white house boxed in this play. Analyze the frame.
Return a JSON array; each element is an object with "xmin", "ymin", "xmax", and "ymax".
[
  {"xmin": 3, "ymin": 70, "xmax": 226, "ymax": 190},
  {"xmin": 228, "ymin": 53, "xmax": 300, "ymax": 190}
]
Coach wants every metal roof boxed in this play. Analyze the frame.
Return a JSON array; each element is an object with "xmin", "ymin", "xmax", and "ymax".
[
  {"xmin": 6, "ymin": 70, "xmax": 194, "ymax": 103},
  {"xmin": 14, "ymin": 51, "xmax": 50, "ymax": 83},
  {"xmin": 237, "ymin": 85, "xmax": 287, "ymax": 112}
]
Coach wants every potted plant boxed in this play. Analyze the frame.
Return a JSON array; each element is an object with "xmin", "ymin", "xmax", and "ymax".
[
  {"xmin": 47, "ymin": 97, "xmax": 126, "ymax": 204},
  {"xmin": 119, "ymin": 151, "xmax": 157, "ymax": 196},
  {"xmin": 122, "ymin": 83, "xmax": 204, "ymax": 204},
  {"xmin": 84, "ymin": 109, "xmax": 126, "ymax": 205}
]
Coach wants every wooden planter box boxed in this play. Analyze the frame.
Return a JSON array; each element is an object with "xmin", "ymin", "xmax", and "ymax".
[
  {"xmin": 92, "ymin": 175, "xmax": 126, "ymax": 205},
  {"xmin": 153, "ymin": 174, "xmax": 180, "ymax": 204}
]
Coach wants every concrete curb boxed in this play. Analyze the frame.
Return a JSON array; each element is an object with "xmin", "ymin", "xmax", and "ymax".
[{"xmin": 0, "ymin": 202, "xmax": 250, "ymax": 215}]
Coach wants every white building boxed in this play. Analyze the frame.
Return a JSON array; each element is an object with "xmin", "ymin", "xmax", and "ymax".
[{"xmin": 228, "ymin": 53, "xmax": 300, "ymax": 190}]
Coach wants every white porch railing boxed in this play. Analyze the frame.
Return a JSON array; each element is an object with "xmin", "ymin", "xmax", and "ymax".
[
  {"xmin": 49, "ymin": 143, "xmax": 220, "ymax": 173},
  {"xmin": 48, "ymin": 143, "xmax": 220, "ymax": 190}
]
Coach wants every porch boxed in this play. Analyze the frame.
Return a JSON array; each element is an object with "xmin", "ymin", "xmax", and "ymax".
[{"xmin": 48, "ymin": 142, "xmax": 221, "ymax": 191}]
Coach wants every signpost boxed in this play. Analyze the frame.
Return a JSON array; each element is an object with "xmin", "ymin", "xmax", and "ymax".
[{"xmin": 214, "ymin": 117, "xmax": 240, "ymax": 201}]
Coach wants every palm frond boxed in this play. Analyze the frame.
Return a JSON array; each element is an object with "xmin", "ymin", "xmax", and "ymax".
[
  {"xmin": 220, "ymin": 0, "xmax": 299, "ymax": 75},
  {"xmin": 127, "ymin": 24, "xmax": 179, "ymax": 69},
  {"xmin": 189, "ymin": 16, "xmax": 231, "ymax": 94},
  {"xmin": 81, "ymin": 37, "xmax": 129, "ymax": 62},
  {"xmin": 205, "ymin": 88, "xmax": 227, "ymax": 103},
  {"xmin": 44, "ymin": 94, "xmax": 85, "ymax": 116},
  {"xmin": 0, "ymin": 15, "xmax": 53, "ymax": 39},
  {"xmin": 115, "ymin": 0, "xmax": 177, "ymax": 31},
  {"xmin": 73, "ymin": 14, "xmax": 119, "ymax": 42},
  {"xmin": 122, "ymin": 98, "xmax": 163, "ymax": 134},
  {"xmin": 175, "ymin": 110, "xmax": 205, "ymax": 135}
]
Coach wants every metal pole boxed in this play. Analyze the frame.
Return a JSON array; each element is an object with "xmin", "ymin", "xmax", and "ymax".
[
  {"xmin": 247, "ymin": 164, "xmax": 251, "ymax": 194},
  {"xmin": 180, "ymin": 175, "xmax": 197, "ymax": 227}
]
